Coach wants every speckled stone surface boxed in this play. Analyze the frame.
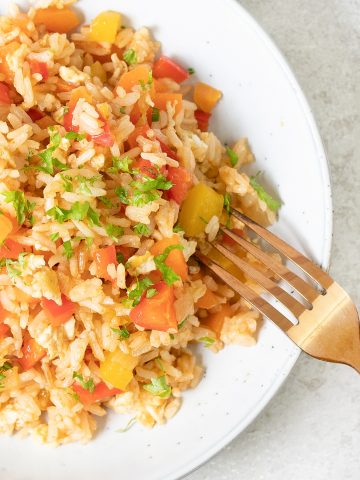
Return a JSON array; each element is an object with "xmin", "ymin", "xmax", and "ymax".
[{"xmin": 187, "ymin": 1, "xmax": 360, "ymax": 479}]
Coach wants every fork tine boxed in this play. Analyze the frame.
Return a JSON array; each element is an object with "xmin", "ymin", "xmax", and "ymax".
[
  {"xmin": 231, "ymin": 209, "xmax": 333, "ymax": 289},
  {"xmin": 221, "ymin": 226, "xmax": 319, "ymax": 304},
  {"xmin": 212, "ymin": 242, "xmax": 307, "ymax": 318},
  {"xmin": 196, "ymin": 252, "xmax": 294, "ymax": 332}
]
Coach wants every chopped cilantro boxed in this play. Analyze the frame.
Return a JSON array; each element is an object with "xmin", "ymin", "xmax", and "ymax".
[
  {"xmin": 123, "ymin": 49, "xmax": 137, "ymax": 65},
  {"xmin": 85, "ymin": 237, "xmax": 94, "ymax": 247},
  {"xmin": 119, "ymin": 107, "xmax": 127, "ymax": 114},
  {"xmin": 72, "ymin": 371, "xmax": 95, "ymax": 393},
  {"xmin": 198, "ymin": 336, "xmax": 215, "ymax": 347},
  {"xmin": 226, "ymin": 147, "xmax": 238, "ymax": 167},
  {"xmin": 145, "ymin": 288, "xmax": 157, "ymax": 298},
  {"xmin": 37, "ymin": 128, "xmax": 67, "ymax": 174},
  {"xmin": 105, "ymin": 224, "xmax": 124, "ymax": 242},
  {"xmin": 0, "ymin": 362, "xmax": 13, "ymax": 388},
  {"xmin": 87, "ymin": 205, "xmax": 101, "ymax": 227},
  {"xmin": 143, "ymin": 375, "xmax": 171, "ymax": 398},
  {"xmin": 46, "ymin": 201, "xmax": 101, "ymax": 226},
  {"xmin": 169, "ymin": 333, "xmax": 175, "ymax": 340},
  {"xmin": 131, "ymin": 174, "xmax": 173, "ymax": 193},
  {"xmin": 151, "ymin": 107, "xmax": 160, "ymax": 122},
  {"xmin": 50, "ymin": 232, "xmax": 60, "ymax": 242},
  {"xmin": 108, "ymin": 156, "xmax": 132, "ymax": 174},
  {"xmin": 115, "ymin": 187, "xmax": 130, "ymax": 205},
  {"xmin": 155, "ymin": 358, "xmax": 164, "ymax": 371},
  {"xmin": 2, "ymin": 191, "xmax": 35, "ymax": 225},
  {"xmin": 178, "ymin": 317, "xmax": 188, "ymax": 329},
  {"xmin": 60, "ymin": 174, "xmax": 73, "ymax": 192},
  {"xmin": 128, "ymin": 277, "xmax": 154, "ymax": 306},
  {"xmin": 250, "ymin": 175, "xmax": 281, "ymax": 212},
  {"xmin": 131, "ymin": 190, "xmax": 159, "ymax": 207},
  {"xmin": 63, "ymin": 240, "xmax": 73, "ymax": 259},
  {"xmin": 133, "ymin": 223, "xmax": 150, "ymax": 236},
  {"xmin": 154, "ymin": 244, "xmax": 184, "ymax": 285},
  {"xmin": 187, "ymin": 67, "xmax": 195, "ymax": 75},
  {"xmin": 99, "ymin": 196, "xmax": 114, "ymax": 208},
  {"xmin": 65, "ymin": 131, "xmax": 86, "ymax": 141},
  {"xmin": 76, "ymin": 175, "xmax": 102, "ymax": 195},
  {"xmin": 173, "ymin": 225, "xmax": 183, "ymax": 233},
  {"xmin": 111, "ymin": 326, "xmax": 130, "ymax": 339},
  {"xmin": 224, "ymin": 193, "xmax": 232, "ymax": 228}
]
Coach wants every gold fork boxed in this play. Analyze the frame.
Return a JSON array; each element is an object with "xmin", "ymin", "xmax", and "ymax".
[{"xmin": 196, "ymin": 208, "xmax": 360, "ymax": 372}]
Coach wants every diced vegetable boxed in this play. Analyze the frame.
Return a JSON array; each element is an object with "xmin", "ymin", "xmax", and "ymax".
[
  {"xmin": 118, "ymin": 65, "xmax": 151, "ymax": 93},
  {"xmin": 42, "ymin": 294, "xmax": 76, "ymax": 327},
  {"xmin": 56, "ymin": 79, "xmax": 74, "ymax": 93},
  {"xmin": 194, "ymin": 109, "xmax": 211, "ymax": 131},
  {"xmin": 91, "ymin": 123, "xmax": 114, "ymax": 146},
  {"xmin": 201, "ymin": 303, "xmax": 232, "ymax": 338},
  {"xmin": 36, "ymin": 115, "xmax": 54, "ymax": 129},
  {"xmin": 0, "ymin": 42, "xmax": 20, "ymax": 81},
  {"xmin": 178, "ymin": 183, "xmax": 223, "ymax": 236},
  {"xmin": 129, "ymin": 281, "xmax": 177, "ymax": 331},
  {"xmin": 88, "ymin": 11, "xmax": 121, "ymax": 43},
  {"xmin": 99, "ymin": 349, "xmax": 138, "ymax": 390},
  {"xmin": 94, "ymin": 245, "xmax": 118, "ymax": 281},
  {"xmin": 63, "ymin": 87, "xmax": 93, "ymax": 132},
  {"xmin": 0, "ymin": 214, "xmax": 14, "ymax": 243},
  {"xmin": 90, "ymin": 61, "xmax": 107, "ymax": 83},
  {"xmin": 158, "ymin": 139, "xmax": 178, "ymax": 160},
  {"xmin": 196, "ymin": 288, "xmax": 222, "ymax": 310},
  {"xmin": 28, "ymin": 59, "xmax": 49, "ymax": 81},
  {"xmin": 152, "ymin": 56, "xmax": 189, "ymax": 83},
  {"xmin": 33, "ymin": 7, "xmax": 80, "ymax": 33},
  {"xmin": 193, "ymin": 82, "xmax": 222, "ymax": 113},
  {"xmin": 166, "ymin": 166, "xmax": 193, "ymax": 205},
  {"xmin": 127, "ymin": 124, "xmax": 150, "ymax": 149},
  {"xmin": 73, "ymin": 381, "xmax": 121, "ymax": 405},
  {"xmin": 27, "ymin": 108, "xmax": 44, "ymax": 122},
  {"xmin": 153, "ymin": 92, "xmax": 182, "ymax": 115},
  {"xmin": 0, "ymin": 239, "xmax": 29, "ymax": 260},
  {"xmin": 0, "ymin": 82, "xmax": 11, "ymax": 104},
  {"xmin": 150, "ymin": 236, "xmax": 188, "ymax": 281},
  {"xmin": 18, "ymin": 334, "xmax": 46, "ymax": 371}
]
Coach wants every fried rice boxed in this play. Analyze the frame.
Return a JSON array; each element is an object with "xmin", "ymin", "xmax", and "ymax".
[{"xmin": 0, "ymin": 0, "xmax": 280, "ymax": 445}]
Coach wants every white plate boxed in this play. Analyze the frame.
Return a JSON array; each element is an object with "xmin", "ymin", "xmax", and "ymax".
[{"xmin": 0, "ymin": 0, "xmax": 332, "ymax": 479}]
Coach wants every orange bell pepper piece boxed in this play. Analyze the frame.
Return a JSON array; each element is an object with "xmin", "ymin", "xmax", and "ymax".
[
  {"xmin": 73, "ymin": 381, "xmax": 121, "ymax": 405},
  {"xmin": 201, "ymin": 303, "xmax": 233, "ymax": 338},
  {"xmin": 18, "ymin": 334, "xmax": 46, "ymax": 371},
  {"xmin": 42, "ymin": 294, "xmax": 76, "ymax": 327},
  {"xmin": 150, "ymin": 235, "xmax": 188, "ymax": 281},
  {"xmin": 193, "ymin": 82, "xmax": 222, "ymax": 113},
  {"xmin": 153, "ymin": 92, "xmax": 182, "ymax": 115},
  {"xmin": 196, "ymin": 288, "xmax": 222, "ymax": 310},
  {"xmin": 118, "ymin": 65, "xmax": 152, "ymax": 93},
  {"xmin": 33, "ymin": 7, "xmax": 80, "ymax": 34}
]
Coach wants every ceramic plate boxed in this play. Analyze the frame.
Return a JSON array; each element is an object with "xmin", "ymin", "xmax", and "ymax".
[{"xmin": 0, "ymin": 0, "xmax": 332, "ymax": 479}]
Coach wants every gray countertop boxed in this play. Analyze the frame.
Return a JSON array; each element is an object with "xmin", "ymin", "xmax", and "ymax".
[{"xmin": 187, "ymin": 1, "xmax": 360, "ymax": 479}]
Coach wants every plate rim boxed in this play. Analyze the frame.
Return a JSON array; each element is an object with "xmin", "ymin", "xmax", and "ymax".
[{"xmin": 172, "ymin": 0, "xmax": 333, "ymax": 478}]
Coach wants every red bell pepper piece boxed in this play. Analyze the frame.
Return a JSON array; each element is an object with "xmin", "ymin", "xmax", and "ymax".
[
  {"xmin": 42, "ymin": 294, "xmax": 76, "ymax": 327},
  {"xmin": 153, "ymin": 56, "xmax": 189, "ymax": 83},
  {"xmin": 129, "ymin": 281, "xmax": 177, "ymax": 332},
  {"xmin": 27, "ymin": 108, "xmax": 44, "ymax": 122},
  {"xmin": 18, "ymin": 334, "xmax": 46, "ymax": 371},
  {"xmin": 158, "ymin": 139, "xmax": 178, "ymax": 161},
  {"xmin": 92, "ymin": 122, "xmax": 114, "ymax": 147},
  {"xmin": 73, "ymin": 381, "xmax": 121, "ymax": 405},
  {"xmin": 194, "ymin": 109, "xmax": 211, "ymax": 132},
  {"xmin": 29, "ymin": 59, "xmax": 49, "ymax": 81},
  {"xmin": 0, "ymin": 82, "xmax": 11, "ymax": 104}
]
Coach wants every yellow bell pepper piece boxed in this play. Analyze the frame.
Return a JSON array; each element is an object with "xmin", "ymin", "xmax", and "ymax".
[
  {"xmin": 99, "ymin": 349, "xmax": 138, "ymax": 390},
  {"xmin": 90, "ymin": 61, "xmax": 107, "ymax": 83},
  {"xmin": 88, "ymin": 11, "xmax": 121, "ymax": 43},
  {"xmin": 193, "ymin": 82, "xmax": 222, "ymax": 113},
  {"xmin": 0, "ymin": 215, "xmax": 13, "ymax": 243},
  {"xmin": 178, "ymin": 183, "xmax": 224, "ymax": 237}
]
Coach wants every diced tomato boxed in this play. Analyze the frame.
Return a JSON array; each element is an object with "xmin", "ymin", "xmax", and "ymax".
[
  {"xmin": 18, "ymin": 334, "xmax": 46, "ymax": 371},
  {"xmin": 91, "ymin": 123, "xmax": 114, "ymax": 147},
  {"xmin": 166, "ymin": 166, "xmax": 192, "ymax": 205},
  {"xmin": 127, "ymin": 124, "xmax": 150, "ymax": 149},
  {"xmin": 29, "ymin": 59, "xmax": 49, "ymax": 81},
  {"xmin": 63, "ymin": 87, "xmax": 93, "ymax": 132},
  {"xmin": 27, "ymin": 108, "xmax": 44, "ymax": 122},
  {"xmin": 73, "ymin": 381, "xmax": 121, "ymax": 405},
  {"xmin": 129, "ymin": 281, "xmax": 177, "ymax": 332},
  {"xmin": 129, "ymin": 103, "xmax": 152, "ymax": 126},
  {"xmin": 0, "ymin": 239, "xmax": 30, "ymax": 260},
  {"xmin": 194, "ymin": 109, "xmax": 211, "ymax": 132},
  {"xmin": 158, "ymin": 139, "xmax": 178, "ymax": 160},
  {"xmin": 0, "ymin": 305, "xmax": 10, "ymax": 339},
  {"xmin": 153, "ymin": 56, "xmax": 189, "ymax": 83},
  {"xmin": 150, "ymin": 235, "xmax": 188, "ymax": 281},
  {"xmin": 0, "ymin": 82, "xmax": 11, "ymax": 104},
  {"xmin": 153, "ymin": 92, "xmax": 182, "ymax": 115},
  {"xmin": 63, "ymin": 105, "xmax": 76, "ymax": 132},
  {"xmin": 95, "ymin": 246, "xmax": 118, "ymax": 281},
  {"xmin": 42, "ymin": 294, "xmax": 76, "ymax": 327},
  {"xmin": 132, "ymin": 158, "xmax": 166, "ymax": 179},
  {"xmin": 222, "ymin": 228, "xmax": 244, "ymax": 246}
]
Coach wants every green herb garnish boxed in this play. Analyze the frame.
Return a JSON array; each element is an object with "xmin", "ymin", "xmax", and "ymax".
[
  {"xmin": 250, "ymin": 174, "xmax": 281, "ymax": 212},
  {"xmin": 37, "ymin": 128, "xmax": 67, "ymax": 174},
  {"xmin": 145, "ymin": 288, "xmax": 157, "ymax": 298},
  {"xmin": 0, "ymin": 362, "xmax": 13, "ymax": 388},
  {"xmin": 105, "ymin": 224, "xmax": 124, "ymax": 242},
  {"xmin": 133, "ymin": 223, "xmax": 150, "ymax": 236},
  {"xmin": 111, "ymin": 326, "xmax": 130, "ymax": 339},
  {"xmin": 153, "ymin": 244, "xmax": 184, "ymax": 285},
  {"xmin": 224, "ymin": 193, "xmax": 232, "ymax": 228},
  {"xmin": 107, "ymin": 156, "xmax": 132, "ymax": 174},
  {"xmin": 50, "ymin": 232, "xmax": 60, "ymax": 242},
  {"xmin": 65, "ymin": 131, "xmax": 86, "ymax": 141},
  {"xmin": 198, "ymin": 336, "xmax": 215, "ymax": 347},
  {"xmin": 151, "ymin": 107, "xmax": 160, "ymax": 122},
  {"xmin": 2, "ymin": 191, "xmax": 35, "ymax": 225},
  {"xmin": 46, "ymin": 201, "xmax": 101, "ymax": 226},
  {"xmin": 187, "ymin": 67, "xmax": 195, "ymax": 75},
  {"xmin": 72, "ymin": 371, "xmax": 95, "ymax": 393},
  {"xmin": 143, "ymin": 375, "xmax": 172, "ymax": 398},
  {"xmin": 128, "ymin": 277, "xmax": 154, "ymax": 306},
  {"xmin": 99, "ymin": 196, "xmax": 114, "ymax": 208},
  {"xmin": 123, "ymin": 49, "xmax": 137, "ymax": 65},
  {"xmin": 63, "ymin": 240, "xmax": 73, "ymax": 259}
]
